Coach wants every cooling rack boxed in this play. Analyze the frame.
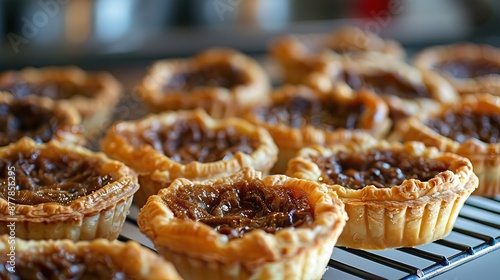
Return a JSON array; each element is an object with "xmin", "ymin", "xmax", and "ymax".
[{"xmin": 119, "ymin": 195, "xmax": 500, "ymax": 280}]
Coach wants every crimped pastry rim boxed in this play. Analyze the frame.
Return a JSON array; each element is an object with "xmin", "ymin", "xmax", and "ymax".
[
  {"xmin": 138, "ymin": 167, "xmax": 348, "ymax": 269},
  {"xmin": 243, "ymin": 85, "xmax": 391, "ymax": 150},
  {"xmin": 0, "ymin": 137, "xmax": 139, "ymax": 222},
  {"xmin": 0, "ymin": 236, "xmax": 182, "ymax": 280},
  {"xmin": 286, "ymin": 139, "xmax": 477, "ymax": 201},
  {"xmin": 101, "ymin": 109, "xmax": 278, "ymax": 181}
]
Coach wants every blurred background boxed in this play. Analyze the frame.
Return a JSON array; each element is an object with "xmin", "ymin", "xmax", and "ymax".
[{"xmin": 0, "ymin": 0, "xmax": 499, "ymax": 70}]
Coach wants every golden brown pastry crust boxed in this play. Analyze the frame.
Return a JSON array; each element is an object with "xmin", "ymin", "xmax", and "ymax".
[
  {"xmin": 138, "ymin": 167, "xmax": 347, "ymax": 280},
  {"xmin": 306, "ymin": 52, "xmax": 459, "ymax": 119},
  {"xmin": 101, "ymin": 109, "xmax": 278, "ymax": 206},
  {"xmin": 270, "ymin": 26, "xmax": 405, "ymax": 84},
  {"xmin": 287, "ymin": 139, "xmax": 478, "ymax": 249},
  {"xmin": 0, "ymin": 66, "xmax": 122, "ymax": 139},
  {"xmin": 243, "ymin": 85, "xmax": 391, "ymax": 173},
  {"xmin": 0, "ymin": 236, "xmax": 182, "ymax": 280},
  {"xmin": 391, "ymin": 93, "xmax": 500, "ymax": 197},
  {"xmin": 0, "ymin": 92, "xmax": 84, "ymax": 146},
  {"xmin": 138, "ymin": 48, "xmax": 270, "ymax": 118},
  {"xmin": 414, "ymin": 43, "xmax": 500, "ymax": 95},
  {"xmin": 0, "ymin": 137, "xmax": 139, "ymax": 240}
]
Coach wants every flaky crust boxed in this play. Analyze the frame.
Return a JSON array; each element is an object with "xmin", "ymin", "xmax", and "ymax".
[
  {"xmin": 243, "ymin": 85, "xmax": 390, "ymax": 173},
  {"xmin": 270, "ymin": 26, "xmax": 405, "ymax": 84},
  {"xmin": 0, "ymin": 137, "xmax": 139, "ymax": 240},
  {"xmin": 414, "ymin": 43, "xmax": 500, "ymax": 95},
  {"xmin": 101, "ymin": 109, "xmax": 278, "ymax": 206},
  {"xmin": 138, "ymin": 167, "xmax": 347, "ymax": 280},
  {"xmin": 0, "ymin": 236, "xmax": 182, "ymax": 280},
  {"xmin": 287, "ymin": 140, "xmax": 477, "ymax": 249},
  {"xmin": 306, "ymin": 52, "xmax": 458, "ymax": 119},
  {"xmin": 138, "ymin": 48, "xmax": 270, "ymax": 118},
  {"xmin": 392, "ymin": 93, "xmax": 500, "ymax": 196},
  {"xmin": 0, "ymin": 92, "xmax": 84, "ymax": 146},
  {"xmin": 0, "ymin": 66, "xmax": 122, "ymax": 138}
]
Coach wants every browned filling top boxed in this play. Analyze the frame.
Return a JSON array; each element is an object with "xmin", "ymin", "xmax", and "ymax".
[
  {"xmin": 256, "ymin": 96, "xmax": 364, "ymax": 130},
  {"xmin": 340, "ymin": 71, "xmax": 431, "ymax": 99},
  {"xmin": 435, "ymin": 59, "xmax": 500, "ymax": 79},
  {"xmin": 312, "ymin": 149, "xmax": 449, "ymax": 189},
  {"xmin": 163, "ymin": 63, "xmax": 248, "ymax": 91},
  {"xmin": 0, "ymin": 150, "xmax": 115, "ymax": 205},
  {"xmin": 1, "ymin": 251, "xmax": 132, "ymax": 280},
  {"xmin": 0, "ymin": 77, "xmax": 102, "ymax": 100},
  {"xmin": 138, "ymin": 120, "xmax": 259, "ymax": 164},
  {"xmin": 0, "ymin": 101, "xmax": 65, "ymax": 147},
  {"xmin": 426, "ymin": 110, "xmax": 500, "ymax": 144},
  {"xmin": 163, "ymin": 179, "xmax": 314, "ymax": 240}
]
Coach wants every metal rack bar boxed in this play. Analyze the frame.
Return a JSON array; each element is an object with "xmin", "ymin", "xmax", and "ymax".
[{"xmin": 327, "ymin": 260, "xmax": 386, "ymax": 280}]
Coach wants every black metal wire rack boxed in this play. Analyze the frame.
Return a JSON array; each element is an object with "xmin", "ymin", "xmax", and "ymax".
[{"xmin": 119, "ymin": 195, "xmax": 500, "ymax": 280}]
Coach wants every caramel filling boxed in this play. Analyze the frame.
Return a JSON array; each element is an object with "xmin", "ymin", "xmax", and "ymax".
[
  {"xmin": 0, "ymin": 77, "xmax": 102, "ymax": 100},
  {"xmin": 0, "ymin": 151, "xmax": 115, "ymax": 205},
  {"xmin": 435, "ymin": 60, "xmax": 500, "ymax": 79},
  {"xmin": 1, "ymin": 251, "xmax": 132, "ymax": 280},
  {"xmin": 257, "ymin": 96, "xmax": 364, "ymax": 130},
  {"xmin": 163, "ymin": 179, "xmax": 314, "ymax": 239},
  {"xmin": 341, "ymin": 71, "xmax": 430, "ymax": 99},
  {"xmin": 0, "ymin": 101, "xmax": 65, "ymax": 147},
  {"xmin": 313, "ymin": 149, "xmax": 449, "ymax": 189},
  {"xmin": 163, "ymin": 63, "xmax": 247, "ymax": 91},
  {"xmin": 426, "ymin": 110, "xmax": 500, "ymax": 144},
  {"xmin": 138, "ymin": 120, "xmax": 258, "ymax": 164}
]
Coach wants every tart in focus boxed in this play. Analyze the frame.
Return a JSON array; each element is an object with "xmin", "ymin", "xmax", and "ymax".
[
  {"xmin": 138, "ymin": 48, "xmax": 269, "ymax": 118},
  {"xmin": 270, "ymin": 26, "xmax": 405, "ymax": 84},
  {"xmin": 392, "ymin": 93, "xmax": 500, "ymax": 197},
  {"xmin": 307, "ymin": 53, "xmax": 458, "ymax": 119},
  {"xmin": 287, "ymin": 139, "xmax": 477, "ymax": 249},
  {"xmin": 414, "ymin": 43, "xmax": 500, "ymax": 95},
  {"xmin": 0, "ymin": 137, "xmax": 139, "ymax": 240},
  {"xmin": 101, "ymin": 109, "xmax": 278, "ymax": 206},
  {"xmin": 138, "ymin": 167, "xmax": 347, "ymax": 280},
  {"xmin": 0, "ymin": 92, "xmax": 83, "ymax": 146},
  {"xmin": 0, "ymin": 236, "xmax": 182, "ymax": 280},
  {"xmin": 244, "ymin": 85, "xmax": 391, "ymax": 173},
  {"xmin": 0, "ymin": 66, "xmax": 122, "ymax": 138}
]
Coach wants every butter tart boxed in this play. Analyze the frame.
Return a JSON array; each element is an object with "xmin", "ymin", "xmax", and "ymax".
[
  {"xmin": 287, "ymin": 139, "xmax": 478, "ymax": 249},
  {"xmin": 307, "ymin": 52, "xmax": 458, "ymax": 119},
  {"xmin": 243, "ymin": 85, "xmax": 391, "ymax": 173},
  {"xmin": 0, "ymin": 66, "xmax": 122, "ymax": 138},
  {"xmin": 138, "ymin": 167, "xmax": 347, "ymax": 280},
  {"xmin": 0, "ymin": 137, "xmax": 139, "ymax": 240},
  {"xmin": 414, "ymin": 43, "xmax": 500, "ymax": 95},
  {"xmin": 101, "ymin": 109, "xmax": 278, "ymax": 206},
  {"xmin": 270, "ymin": 26, "xmax": 405, "ymax": 84},
  {"xmin": 392, "ymin": 93, "xmax": 500, "ymax": 197},
  {"xmin": 0, "ymin": 92, "xmax": 83, "ymax": 146},
  {"xmin": 138, "ymin": 48, "xmax": 270, "ymax": 118},
  {"xmin": 0, "ymin": 236, "xmax": 182, "ymax": 280}
]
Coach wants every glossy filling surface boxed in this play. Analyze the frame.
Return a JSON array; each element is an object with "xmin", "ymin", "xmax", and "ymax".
[
  {"xmin": 0, "ymin": 151, "xmax": 115, "ymax": 205},
  {"xmin": 163, "ymin": 179, "xmax": 314, "ymax": 239},
  {"xmin": 341, "ymin": 71, "xmax": 430, "ymax": 99},
  {"xmin": 435, "ymin": 60, "xmax": 500, "ymax": 79},
  {"xmin": 138, "ymin": 120, "xmax": 258, "ymax": 164},
  {"xmin": 0, "ymin": 251, "xmax": 132, "ymax": 280},
  {"xmin": 256, "ymin": 96, "xmax": 364, "ymax": 130},
  {"xmin": 0, "ymin": 77, "xmax": 102, "ymax": 99},
  {"xmin": 313, "ymin": 149, "xmax": 449, "ymax": 189},
  {"xmin": 163, "ymin": 63, "xmax": 247, "ymax": 91},
  {"xmin": 0, "ymin": 101, "xmax": 64, "ymax": 147},
  {"xmin": 426, "ymin": 110, "xmax": 500, "ymax": 144}
]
